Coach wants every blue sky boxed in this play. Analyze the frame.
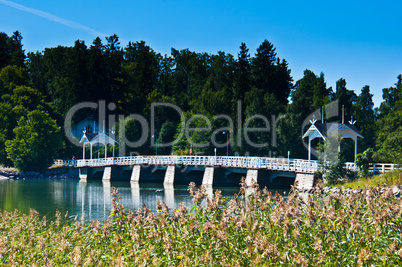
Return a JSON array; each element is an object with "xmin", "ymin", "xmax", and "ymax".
[{"xmin": 1, "ymin": 0, "xmax": 401, "ymax": 107}]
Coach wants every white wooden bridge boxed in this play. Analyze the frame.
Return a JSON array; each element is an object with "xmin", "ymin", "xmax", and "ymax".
[
  {"xmin": 57, "ymin": 156, "xmax": 321, "ymax": 173},
  {"xmin": 54, "ymin": 155, "xmax": 396, "ymax": 174},
  {"xmin": 54, "ymin": 156, "xmax": 397, "ymax": 189}
]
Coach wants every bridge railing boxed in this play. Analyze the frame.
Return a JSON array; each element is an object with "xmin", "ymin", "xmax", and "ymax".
[
  {"xmin": 57, "ymin": 156, "xmax": 396, "ymax": 174},
  {"xmin": 54, "ymin": 159, "xmax": 77, "ymax": 167},
  {"xmin": 71, "ymin": 156, "xmax": 320, "ymax": 173}
]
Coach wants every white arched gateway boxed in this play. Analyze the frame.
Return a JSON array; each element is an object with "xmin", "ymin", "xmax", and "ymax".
[
  {"xmin": 80, "ymin": 131, "xmax": 117, "ymax": 160},
  {"xmin": 303, "ymin": 114, "xmax": 363, "ymax": 162}
]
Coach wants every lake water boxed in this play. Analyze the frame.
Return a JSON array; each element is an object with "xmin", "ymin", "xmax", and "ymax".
[{"xmin": 0, "ymin": 179, "xmax": 285, "ymax": 221}]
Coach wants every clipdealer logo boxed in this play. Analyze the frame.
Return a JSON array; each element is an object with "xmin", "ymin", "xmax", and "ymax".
[{"xmin": 64, "ymin": 100, "xmax": 340, "ymax": 159}]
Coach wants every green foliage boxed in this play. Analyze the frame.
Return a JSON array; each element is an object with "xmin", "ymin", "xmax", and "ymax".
[
  {"xmin": 353, "ymin": 86, "xmax": 376, "ymax": 151},
  {"xmin": 0, "ymin": 31, "xmax": 25, "ymax": 69},
  {"xmin": 355, "ymin": 148, "xmax": 374, "ymax": 178},
  {"xmin": 335, "ymin": 169, "xmax": 402, "ymax": 189},
  {"xmin": 252, "ymin": 40, "xmax": 293, "ymax": 107},
  {"xmin": 336, "ymin": 78, "xmax": 357, "ymax": 121},
  {"xmin": 0, "ymin": 64, "xmax": 57, "ymax": 167},
  {"xmin": 279, "ymin": 70, "xmax": 332, "ymax": 158},
  {"xmin": 2, "ymin": 31, "xmax": 401, "ymax": 166},
  {"xmin": 5, "ymin": 110, "xmax": 63, "ymax": 172},
  {"xmin": 0, "ymin": 65, "xmax": 31, "ymax": 95},
  {"xmin": 325, "ymin": 157, "xmax": 347, "ymax": 185},
  {"xmin": 317, "ymin": 134, "xmax": 347, "ymax": 185},
  {"xmin": 158, "ymin": 120, "xmax": 176, "ymax": 155},
  {"xmin": 376, "ymin": 76, "xmax": 402, "ymax": 164},
  {"xmin": 377, "ymin": 75, "xmax": 402, "ymax": 118}
]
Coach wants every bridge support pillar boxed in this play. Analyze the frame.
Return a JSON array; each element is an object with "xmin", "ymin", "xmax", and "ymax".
[
  {"xmin": 103, "ymin": 167, "xmax": 112, "ymax": 181},
  {"xmin": 295, "ymin": 173, "xmax": 314, "ymax": 190},
  {"xmin": 79, "ymin": 168, "xmax": 88, "ymax": 180},
  {"xmin": 131, "ymin": 165, "xmax": 141, "ymax": 183},
  {"xmin": 164, "ymin": 166, "xmax": 175, "ymax": 186},
  {"xmin": 246, "ymin": 169, "xmax": 258, "ymax": 187},
  {"xmin": 202, "ymin": 167, "xmax": 214, "ymax": 186}
]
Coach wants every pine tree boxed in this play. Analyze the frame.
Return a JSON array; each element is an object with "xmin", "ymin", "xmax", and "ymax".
[{"xmin": 353, "ymin": 85, "xmax": 375, "ymax": 150}]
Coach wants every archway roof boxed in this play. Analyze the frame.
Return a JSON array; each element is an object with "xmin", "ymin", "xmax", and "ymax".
[
  {"xmin": 303, "ymin": 122, "xmax": 363, "ymax": 140},
  {"xmin": 79, "ymin": 132, "xmax": 117, "ymax": 145}
]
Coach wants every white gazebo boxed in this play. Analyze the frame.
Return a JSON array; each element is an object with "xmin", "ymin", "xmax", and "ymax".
[
  {"xmin": 80, "ymin": 130, "xmax": 118, "ymax": 160},
  {"xmin": 303, "ymin": 112, "xmax": 363, "ymax": 162}
]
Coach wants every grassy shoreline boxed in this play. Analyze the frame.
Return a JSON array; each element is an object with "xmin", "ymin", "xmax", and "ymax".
[
  {"xmin": 1, "ymin": 182, "xmax": 402, "ymax": 265},
  {"xmin": 332, "ymin": 169, "xmax": 402, "ymax": 189}
]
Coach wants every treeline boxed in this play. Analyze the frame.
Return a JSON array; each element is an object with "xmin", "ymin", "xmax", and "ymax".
[{"xmin": 0, "ymin": 31, "xmax": 401, "ymax": 171}]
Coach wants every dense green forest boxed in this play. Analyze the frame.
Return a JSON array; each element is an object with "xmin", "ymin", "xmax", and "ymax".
[{"xmin": 0, "ymin": 31, "xmax": 401, "ymax": 171}]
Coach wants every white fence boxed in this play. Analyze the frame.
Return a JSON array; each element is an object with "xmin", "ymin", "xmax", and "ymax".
[
  {"xmin": 53, "ymin": 156, "xmax": 396, "ymax": 174},
  {"xmin": 345, "ymin": 162, "xmax": 396, "ymax": 173}
]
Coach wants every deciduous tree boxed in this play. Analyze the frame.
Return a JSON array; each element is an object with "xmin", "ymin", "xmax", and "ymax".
[{"xmin": 5, "ymin": 110, "xmax": 63, "ymax": 172}]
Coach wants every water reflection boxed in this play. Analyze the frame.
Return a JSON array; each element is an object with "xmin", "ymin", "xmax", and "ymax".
[
  {"xmin": 131, "ymin": 182, "xmax": 140, "ymax": 207},
  {"xmin": 0, "ymin": 180, "xmax": 284, "ymax": 221},
  {"xmin": 164, "ymin": 184, "xmax": 175, "ymax": 209},
  {"xmin": 205, "ymin": 185, "xmax": 214, "ymax": 199}
]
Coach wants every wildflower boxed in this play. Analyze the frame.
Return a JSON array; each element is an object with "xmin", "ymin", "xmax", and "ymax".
[
  {"xmin": 206, "ymin": 198, "xmax": 219, "ymax": 211},
  {"xmin": 145, "ymin": 212, "xmax": 157, "ymax": 224},
  {"xmin": 326, "ymin": 207, "xmax": 337, "ymax": 221},
  {"xmin": 90, "ymin": 220, "xmax": 101, "ymax": 233},
  {"xmin": 385, "ymin": 241, "xmax": 397, "ymax": 256},
  {"xmin": 189, "ymin": 221, "xmax": 199, "ymax": 233},
  {"xmin": 365, "ymin": 232, "xmax": 373, "ymax": 243},
  {"xmin": 103, "ymin": 220, "xmax": 110, "ymax": 237},
  {"xmin": 190, "ymin": 185, "xmax": 207, "ymax": 204},
  {"xmin": 0, "ymin": 238, "xmax": 6, "ymax": 257},
  {"xmin": 72, "ymin": 246, "xmax": 81, "ymax": 265},
  {"xmin": 295, "ymin": 253, "xmax": 308, "ymax": 266},
  {"xmin": 171, "ymin": 209, "xmax": 180, "ymax": 222},
  {"xmin": 178, "ymin": 201, "xmax": 188, "ymax": 216},
  {"xmin": 113, "ymin": 253, "xmax": 125, "ymax": 267},
  {"xmin": 55, "ymin": 209, "xmax": 61, "ymax": 226},
  {"xmin": 130, "ymin": 229, "xmax": 139, "ymax": 241},
  {"xmin": 29, "ymin": 208, "xmax": 39, "ymax": 218},
  {"xmin": 239, "ymin": 176, "xmax": 247, "ymax": 195},
  {"xmin": 59, "ymin": 238, "xmax": 70, "ymax": 252},
  {"xmin": 188, "ymin": 182, "xmax": 197, "ymax": 196},
  {"xmin": 253, "ymin": 235, "xmax": 265, "ymax": 251},
  {"xmin": 163, "ymin": 234, "xmax": 171, "ymax": 252},
  {"xmin": 313, "ymin": 238, "xmax": 322, "ymax": 251},
  {"xmin": 235, "ymin": 215, "xmax": 246, "ymax": 229},
  {"xmin": 357, "ymin": 248, "xmax": 372, "ymax": 265},
  {"xmin": 216, "ymin": 229, "xmax": 227, "ymax": 240},
  {"xmin": 37, "ymin": 236, "xmax": 46, "ymax": 249},
  {"xmin": 221, "ymin": 208, "xmax": 231, "ymax": 227},
  {"xmin": 83, "ymin": 253, "xmax": 94, "ymax": 266},
  {"xmin": 203, "ymin": 221, "xmax": 212, "ymax": 233}
]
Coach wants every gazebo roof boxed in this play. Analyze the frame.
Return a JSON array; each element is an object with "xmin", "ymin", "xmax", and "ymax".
[
  {"xmin": 80, "ymin": 132, "xmax": 117, "ymax": 145},
  {"xmin": 303, "ymin": 122, "xmax": 363, "ymax": 140}
]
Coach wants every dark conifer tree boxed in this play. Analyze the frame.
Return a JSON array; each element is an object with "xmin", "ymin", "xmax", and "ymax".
[
  {"xmin": 335, "ymin": 78, "xmax": 357, "ymax": 121},
  {"xmin": 353, "ymin": 85, "xmax": 375, "ymax": 150}
]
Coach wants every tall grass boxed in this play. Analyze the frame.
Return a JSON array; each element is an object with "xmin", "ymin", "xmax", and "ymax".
[
  {"xmin": 336, "ymin": 169, "xmax": 402, "ymax": 189},
  {"xmin": 1, "ymin": 180, "xmax": 402, "ymax": 265}
]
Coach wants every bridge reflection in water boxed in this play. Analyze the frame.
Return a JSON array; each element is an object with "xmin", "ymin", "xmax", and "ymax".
[
  {"xmin": 76, "ymin": 180, "xmax": 233, "ymax": 221},
  {"xmin": 71, "ymin": 156, "xmax": 321, "ymax": 191},
  {"xmin": 57, "ymin": 156, "xmax": 396, "ymax": 201}
]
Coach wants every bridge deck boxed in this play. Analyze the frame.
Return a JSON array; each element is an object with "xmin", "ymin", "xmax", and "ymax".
[{"xmin": 54, "ymin": 156, "xmax": 396, "ymax": 174}]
